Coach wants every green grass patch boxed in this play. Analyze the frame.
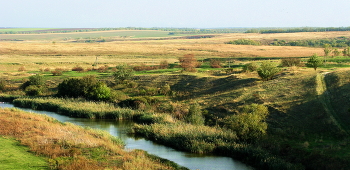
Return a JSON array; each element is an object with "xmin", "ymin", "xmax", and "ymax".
[{"xmin": 0, "ymin": 136, "xmax": 48, "ymax": 170}]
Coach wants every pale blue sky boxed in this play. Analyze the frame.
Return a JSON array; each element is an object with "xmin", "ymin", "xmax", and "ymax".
[{"xmin": 1, "ymin": 0, "xmax": 349, "ymax": 28}]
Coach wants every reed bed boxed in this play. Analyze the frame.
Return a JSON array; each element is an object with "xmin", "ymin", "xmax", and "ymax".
[
  {"xmin": 12, "ymin": 97, "xmax": 140, "ymax": 119},
  {"xmin": 133, "ymin": 122, "xmax": 302, "ymax": 169},
  {"xmin": 11, "ymin": 97, "xmax": 175, "ymax": 124},
  {"xmin": 0, "ymin": 108, "xmax": 178, "ymax": 170}
]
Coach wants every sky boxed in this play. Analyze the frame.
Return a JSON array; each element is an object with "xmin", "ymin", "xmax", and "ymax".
[{"xmin": 1, "ymin": 0, "xmax": 349, "ymax": 28}]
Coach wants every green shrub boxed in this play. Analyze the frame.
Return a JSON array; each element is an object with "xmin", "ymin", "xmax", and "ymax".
[
  {"xmin": 223, "ymin": 104, "xmax": 269, "ymax": 141},
  {"xmin": 25, "ymin": 85, "xmax": 43, "ymax": 96},
  {"xmin": 57, "ymin": 75, "xmax": 111, "ymax": 101},
  {"xmin": 20, "ymin": 74, "xmax": 45, "ymax": 90},
  {"xmin": 281, "ymin": 58, "xmax": 302, "ymax": 67},
  {"xmin": 257, "ymin": 61, "xmax": 280, "ymax": 81},
  {"xmin": 185, "ymin": 103, "xmax": 205, "ymax": 125},
  {"xmin": 306, "ymin": 54, "xmax": 323, "ymax": 70},
  {"xmin": 0, "ymin": 79, "xmax": 7, "ymax": 91},
  {"xmin": 113, "ymin": 64, "xmax": 134, "ymax": 83},
  {"xmin": 242, "ymin": 63, "xmax": 259, "ymax": 72}
]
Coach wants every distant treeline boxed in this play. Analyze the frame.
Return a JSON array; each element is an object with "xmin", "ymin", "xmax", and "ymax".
[
  {"xmin": 226, "ymin": 37, "xmax": 350, "ymax": 48},
  {"xmin": 0, "ymin": 27, "xmax": 250, "ymax": 34},
  {"xmin": 270, "ymin": 37, "xmax": 350, "ymax": 47},
  {"xmin": 245, "ymin": 27, "xmax": 350, "ymax": 34}
]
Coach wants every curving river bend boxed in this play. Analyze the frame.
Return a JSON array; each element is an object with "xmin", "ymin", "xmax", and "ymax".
[{"xmin": 0, "ymin": 103, "xmax": 253, "ymax": 170}]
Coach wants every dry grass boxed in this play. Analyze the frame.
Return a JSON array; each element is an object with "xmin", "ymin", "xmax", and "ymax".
[{"xmin": 0, "ymin": 108, "xmax": 175, "ymax": 170}]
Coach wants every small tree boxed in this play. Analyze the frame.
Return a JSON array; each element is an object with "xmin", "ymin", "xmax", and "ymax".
[
  {"xmin": 306, "ymin": 54, "xmax": 323, "ymax": 71},
  {"xmin": 179, "ymin": 54, "xmax": 198, "ymax": 72},
  {"xmin": 113, "ymin": 64, "xmax": 134, "ymax": 83},
  {"xmin": 257, "ymin": 61, "xmax": 280, "ymax": 81},
  {"xmin": 185, "ymin": 103, "xmax": 205, "ymax": 125}
]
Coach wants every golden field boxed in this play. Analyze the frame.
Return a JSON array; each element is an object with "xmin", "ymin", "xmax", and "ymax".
[{"xmin": 1, "ymin": 31, "xmax": 350, "ymax": 73}]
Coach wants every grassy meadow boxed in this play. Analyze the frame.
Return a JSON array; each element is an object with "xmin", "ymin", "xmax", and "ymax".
[{"xmin": 2, "ymin": 29, "xmax": 350, "ymax": 169}]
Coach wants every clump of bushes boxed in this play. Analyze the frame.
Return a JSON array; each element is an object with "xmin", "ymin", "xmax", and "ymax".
[
  {"xmin": 242, "ymin": 62, "xmax": 259, "ymax": 72},
  {"xmin": 51, "ymin": 68, "xmax": 66, "ymax": 76},
  {"xmin": 223, "ymin": 104, "xmax": 269, "ymax": 141},
  {"xmin": 0, "ymin": 79, "xmax": 7, "ymax": 91},
  {"xmin": 57, "ymin": 75, "xmax": 111, "ymax": 101},
  {"xmin": 20, "ymin": 74, "xmax": 46, "ymax": 96},
  {"xmin": 281, "ymin": 58, "xmax": 302, "ymax": 67},
  {"xmin": 72, "ymin": 65, "xmax": 85, "ymax": 72},
  {"xmin": 209, "ymin": 59, "xmax": 222, "ymax": 68}
]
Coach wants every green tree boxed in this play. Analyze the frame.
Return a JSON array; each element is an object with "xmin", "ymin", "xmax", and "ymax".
[
  {"xmin": 224, "ymin": 104, "xmax": 269, "ymax": 141},
  {"xmin": 306, "ymin": 54, "xmax": 323, "ymax": 71},
  {"xmin": 257, "ymin": 61, "xmax": 280, "ymax": 81},
  {"xmin": 113, "ymin": 64, "xmax": 134, "ymax": 83},
  {"xmin": 185, "ymin": 103, "xmax": 205, "ymax": 125}
]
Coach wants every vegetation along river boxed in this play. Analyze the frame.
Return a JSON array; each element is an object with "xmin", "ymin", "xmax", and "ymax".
[{"xmin": 0, "ymin": 103, "xmax": 252, "ymax": 170}]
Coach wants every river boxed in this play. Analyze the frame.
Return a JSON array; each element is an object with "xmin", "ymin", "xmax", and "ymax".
[{"xmin": 0, "ymin": 103, "xmax": 253, "ymax": 170}]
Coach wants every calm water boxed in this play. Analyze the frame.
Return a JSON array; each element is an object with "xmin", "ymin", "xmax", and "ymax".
[{"xmin": 0, "ymin": 103, "xmax": 253, "ymax": 170}]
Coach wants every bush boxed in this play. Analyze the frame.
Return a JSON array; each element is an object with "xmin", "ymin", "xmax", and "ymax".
[
  {"xmin": 18, "ymin": 66, "xmax": 26, "ymax": 71},
  {"xmin": 20, "ymin": 74, "xmax": 45, "ymax": 91},
  {"xmin": 281, "ymin": 58, "xmax": 302, "ymax": 67},
  {"xmin": 113, "ymin": 64, "xmax": 134, "ymax": 83},
  {"xmin": 209, "ymin": 59, "xmax": 222, "ymax": 68},
  {"xmin": 243, "ymin": 63, "xmax": 259, "ymax": 72},
  {"xmin": 179, "ymin": 54, "xmax": 198, "ymax": 72},
  {"xmin": 0, "ymin": 79, "xmax": 7, "ymax": 91},
  {"xmin": 185, "ymin": 103, "xmax": 205, "ymax": 125},
  {"xmin": 72, "ymin": 65, "xmax": 85, "ymax": 72},
  {"xmin": 224, "ymin": 104, "xmax": 269, "ymax": 141},
  {"xmin": 57, "ymin": 75, "xmax": 111, "ymax": 101},
  {"xmin": 25, "ymin": 85, "xmax": 43, "ymax": 96},
  {"xmin": 159, "ymin": 60, "xmax": 169, "ymax": 69},
  {"xmin": 257, "ymin": 61, "xmax": 280, "ymax": 81}
]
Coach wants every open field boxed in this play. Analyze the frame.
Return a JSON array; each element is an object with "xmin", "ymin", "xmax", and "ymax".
[{"xmin": 3, "ymin": 31, "xmax": 349, "ymax": 73}]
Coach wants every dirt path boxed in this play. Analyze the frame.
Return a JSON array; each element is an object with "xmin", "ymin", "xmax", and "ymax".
[{"xmin": 316, "ymin": 73, "xmax": 349, "ymax": 135}]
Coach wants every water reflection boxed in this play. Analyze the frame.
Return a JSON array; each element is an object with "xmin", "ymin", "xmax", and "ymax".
[{"xmin": 0, "ymin": 103, "xmax": 253, "ymax": 170}]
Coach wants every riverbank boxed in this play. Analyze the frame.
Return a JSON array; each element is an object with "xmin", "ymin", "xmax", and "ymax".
[
  {"xmin": 0, "ymin": 108, "xmax": 186, "ymax": 170},
  {"xmin": 4, "ymin": 96, "xmax": 303, "ymax": 169}
]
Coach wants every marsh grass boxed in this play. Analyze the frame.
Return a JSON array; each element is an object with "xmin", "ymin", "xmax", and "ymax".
[{"xmin": 0, "ymin": 108, "xmax": 181, "ymax": 170}]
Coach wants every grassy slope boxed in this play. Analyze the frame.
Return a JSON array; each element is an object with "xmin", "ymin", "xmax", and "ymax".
[
  {"xmin": 134, "ymin": 67, "xmax": 350, "ymax": 167},
  {"xmin": 0, "ymin": 137, "xmax": 48, "ymax": 170},
  {"xmin": 0, "ymin": 108, "xmax": 183, "ymax": 170}
]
